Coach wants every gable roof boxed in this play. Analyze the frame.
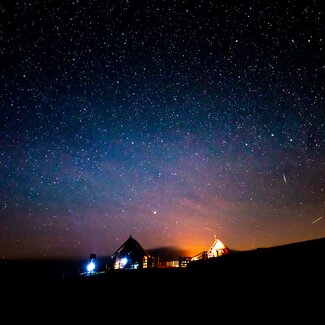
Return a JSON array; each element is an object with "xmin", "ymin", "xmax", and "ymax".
[
  {"xmin": 112, "ymin": 235, "xmax": 151, "ymax": 258},
  {"xmin": 207, "ymin": 237, "xmax": 227, "ymax": 258},
  {"xmin": 107, "ymin": 235, "xmax": 152, "ymax": 270}
]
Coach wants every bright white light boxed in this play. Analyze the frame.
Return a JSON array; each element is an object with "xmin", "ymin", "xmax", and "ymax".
[
  {"xmin": 121, "ymin": 257, "xmax": 128, "ymax": 266},
  {"xmin": 214, "ymin": 239, "xmax": 225, "ymax": 250},
  {"xmin": 87, "ymin": 261, "xmax": 95, "ymax": 272}
]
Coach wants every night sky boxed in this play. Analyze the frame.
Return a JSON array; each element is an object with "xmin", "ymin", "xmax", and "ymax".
[{"xmin": 1, "ymin": 0, "xmax": 324, "ymax": 260}]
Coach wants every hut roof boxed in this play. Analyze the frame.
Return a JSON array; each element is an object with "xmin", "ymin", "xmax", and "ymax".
[{"xmin": 112, "ymin": 235, "xmax": 151, "ymax": 258}]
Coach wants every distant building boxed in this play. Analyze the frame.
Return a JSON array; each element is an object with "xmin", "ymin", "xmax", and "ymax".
[
  {"xmin": 189, "ymin": 237, "xmax": 230, "ymax": 262},
  {"xmin": 107, "ymin": 235, "xmax": 154, "ymax": 270},
  {"xmin": 207, "ymin": 237, "xmax": 229, "ymax": 258},
  {"xmin": 106, "ymin": 234, "xmax": 229, "ymax": 271},
  {"xmin": 158, "ymin": 260, "xmax": 180, "ymax": 268}
]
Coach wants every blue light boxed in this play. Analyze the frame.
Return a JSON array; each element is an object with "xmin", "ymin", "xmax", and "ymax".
[
  {"xmin": 87, "ymin": 261, "xmax": 95, "ymax": 272},
  {"xmin": 121, "ymin": 257, "xmax": 128, "ymax": 266}
]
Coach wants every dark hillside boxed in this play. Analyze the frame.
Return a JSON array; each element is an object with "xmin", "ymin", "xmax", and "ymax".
[{"xmin": 1, "ymin": 237, "xmax": 323, "ymax": 315}]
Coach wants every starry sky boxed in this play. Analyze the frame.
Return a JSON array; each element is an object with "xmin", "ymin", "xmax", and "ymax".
[{"xmin": 0, "ymin": 0, "xmax": 324, "ymax": 260}]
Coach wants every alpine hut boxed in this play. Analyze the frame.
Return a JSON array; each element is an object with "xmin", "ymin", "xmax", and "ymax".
[{"xmin": 107, "ymin": 235, "xmax": 153, "ymax": 270}]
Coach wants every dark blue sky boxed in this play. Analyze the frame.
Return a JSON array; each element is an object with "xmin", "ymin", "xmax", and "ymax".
[{"xmin": 0, "ymin": 0, "xmax": 324, "ymax": 259}]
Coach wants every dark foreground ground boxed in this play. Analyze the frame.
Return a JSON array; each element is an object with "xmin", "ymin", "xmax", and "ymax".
[{"xmin": 1, "ymin": 237, "xmax": 324, "ymax": 319}]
